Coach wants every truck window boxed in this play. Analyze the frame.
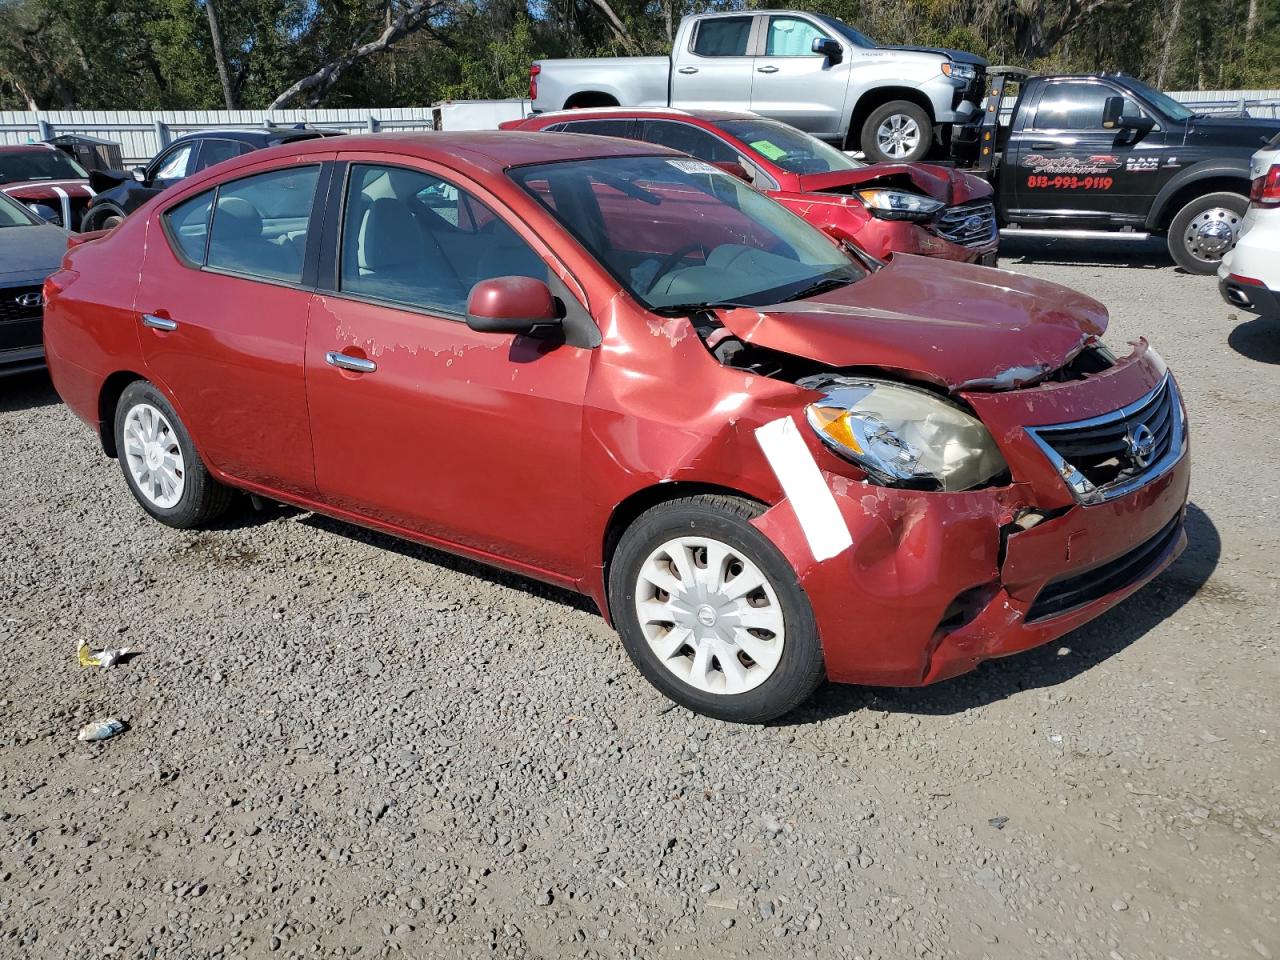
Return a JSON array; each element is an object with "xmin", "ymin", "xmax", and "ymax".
[
  {"xmin": 765, "ymin": 17, "xmax": 826, "ymax": 56},
  {"xmin": 637, "ymin": 121, "xmax": 739, "ymax": 165},
  {"xmin": 691, "ymin": 17, "xmax": 753, "ymax": 57},
  {"xmin": 1031, "ymin": 82, "xmax": 1143, "ymax": 131}
]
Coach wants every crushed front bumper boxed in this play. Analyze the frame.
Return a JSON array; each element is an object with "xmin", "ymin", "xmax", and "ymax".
[{"xmin": 752, "ymin": 341, "xmax": 1189, "ymax": 687}]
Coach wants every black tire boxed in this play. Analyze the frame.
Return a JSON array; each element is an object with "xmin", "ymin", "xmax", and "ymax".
[
  {"xmin": 1166, "ymin": 191, "xmax": 1248, "ymax": 274},
  {"xmin": 113, "ymin": 380, "xmax": 234, "ymax": 529},
  {"xmin": 607, "ymin": 495, "xmax": 825, "ymax": 723},
  {"xmin": 860, "ymin": 101, "xmax": 933, "ymax": 163},
  {"xmin": 82, "ymin": 205, "xmax": 126, "ymax": 232}
]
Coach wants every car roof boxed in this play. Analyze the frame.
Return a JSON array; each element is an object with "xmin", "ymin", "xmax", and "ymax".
[
  {"xmin": 528, "ymin": 106, "xmax": 763, "ymax": 124},
  {"xmin": 0, "ymin": 143, "xmax": 60, "ymax": 154},
  {"xmin": 168, "ymin": 127, "xmax": 339, "ymax": 147}
]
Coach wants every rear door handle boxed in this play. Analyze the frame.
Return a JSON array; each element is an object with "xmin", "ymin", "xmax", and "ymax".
[
  {"xmin": 677, "ymin": 66, "xmax": 698, "ymax": 75},
  {"xmin": 757, "ymin": 65, "xmax": 779, "ymax": 74},
  {"xmin": 326, "ymin": 351, "xmax": 377, "ymax": 374},
  {"xmin": 141, "ymin": 313, "xmax": 177, "ymax": 331}
]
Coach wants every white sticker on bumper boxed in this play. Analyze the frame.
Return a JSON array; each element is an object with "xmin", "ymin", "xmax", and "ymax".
[{"xmin": 755, "ymin": 415, "xmax": 853, "ymax": 563}]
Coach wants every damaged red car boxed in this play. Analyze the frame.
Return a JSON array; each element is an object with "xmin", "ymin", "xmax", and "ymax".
[
  {"xmin": 43, "ymin": 133, "xmax": 1188, "ymax": 722},
  {"xmin": 503, "ymin": 108, "xmax": 998, "ymax": 264}
]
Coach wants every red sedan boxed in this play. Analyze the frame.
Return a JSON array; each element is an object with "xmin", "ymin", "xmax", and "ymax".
[
  {"xmin": 44, "ymin": 133, "xmax": 1188, "ymax": 722},
  {"xmin": 0, "ymin": 144, "xmax": 95, "ymax": 230},
  {"xmin": 503, "ymin": 108, "xmax": 997, "ymax": 264}
]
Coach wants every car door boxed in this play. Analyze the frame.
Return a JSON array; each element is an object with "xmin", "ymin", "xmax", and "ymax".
[
  {"xmin": 303, "ymin": 157, "xmax": 592, "ymax": 577},
  {"xmin": 135, "ymin": 159, "xmax": 331, "ymax": 497},
  {"xmin": 749, "ymin": 15, "xmax": 851, "ymax": 137},
  {"xmin": 670, "ymin": 15, "xmax": 759, "ymax": 111},
  {"xmin": 1009, "ymin": 79, "xmax": 1165, "ymax": 225}
]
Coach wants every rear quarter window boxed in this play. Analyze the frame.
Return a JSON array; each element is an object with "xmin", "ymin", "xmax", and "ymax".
[{"xmin": 163, "ymin": 190, "xmax": 214, "ymax": 264}]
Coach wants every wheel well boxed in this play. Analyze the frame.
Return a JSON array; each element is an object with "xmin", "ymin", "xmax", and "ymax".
[
  {"xmin": 563, "ymin": 91, "xmax": 620, "ymax": 109},
  {"xmin": 847, "ymin": 88, "xmax": 935, "ymax": 150},
  {"xmin": 1154, "ymin": 176, "xmax": 1250, "ymax": 230},
  {"xmin": 98, "ymin": 371, "xmax": 145, "ymax": 457},
  {"xmin": 599, "ymin": 481, "xmax": 769, "ymax": 619}
]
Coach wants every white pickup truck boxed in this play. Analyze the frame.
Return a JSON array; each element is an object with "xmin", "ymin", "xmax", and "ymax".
[{"xmin": 528, "ymin": 10, "xmax": 988, "ymax": 162}]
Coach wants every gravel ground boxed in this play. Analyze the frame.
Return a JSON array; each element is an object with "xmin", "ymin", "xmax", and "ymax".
[{"xmin": 2, "ymin": 239, "xmax": 1277, "ymax": 960}]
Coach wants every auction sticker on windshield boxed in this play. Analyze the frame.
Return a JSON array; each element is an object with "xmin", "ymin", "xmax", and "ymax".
[{"xmin": 666, "ymin": 159, "xmax": 719, "ymax": 175}]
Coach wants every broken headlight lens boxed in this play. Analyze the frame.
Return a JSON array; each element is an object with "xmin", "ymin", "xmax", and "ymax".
[
  {"xmin": 856, "ymin": 189, "xmax": 945, "ymax": 221},
  {"xmin": 802, "ymin": 377, "xmax": 1008, "ymax": 492}
]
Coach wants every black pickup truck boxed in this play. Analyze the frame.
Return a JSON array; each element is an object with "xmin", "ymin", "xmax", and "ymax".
[{"xmin": 953, "ymin": 70, "xmax": 1280, "ymax": 273}]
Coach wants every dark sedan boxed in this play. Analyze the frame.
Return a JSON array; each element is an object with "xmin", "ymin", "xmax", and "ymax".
[
  {"xmin": 0, "ymin": 192, "xmax": 67, "ymax": 376},
  {"xmin": 82, "ymin": 125, "xmax": 342, "ymax": 231}
]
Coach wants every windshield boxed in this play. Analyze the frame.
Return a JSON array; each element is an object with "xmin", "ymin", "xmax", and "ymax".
[
  {"xmin": 0, "ymin": 148, "xmax": 88, "ymax": 185},
  {"xmin": 510, "ymin": 156, "xmax": 864, "ymax": 311},
  {"xmin": 815, "ymin": 15, "xmax": 876, "ymax": 48},
  {"xmin": 1122, "ymin": 76, "xmax": 1195, "ymax": 122},
  {"xmin": 0, "ymin": 192, "xmax": 38, "ymax": 227},
  {"xmin": 719, "ymin": 118, "xmax": 863, "ymax": 175}
]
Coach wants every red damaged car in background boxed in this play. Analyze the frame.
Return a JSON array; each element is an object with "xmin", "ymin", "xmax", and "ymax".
[
  {"xmin": 0, "ymin": 144, "xmax": 95, "ymax": 230},
  {"xmin": 503, "ymin": 108, "xmax": 998, "ymax": 264},
  {"xmin": 43, "ymin": 133, "xmax": 1187, "ymax": 722}
]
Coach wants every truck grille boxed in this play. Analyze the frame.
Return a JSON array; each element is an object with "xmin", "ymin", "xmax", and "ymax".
[
  {"xmin": 1026, "ymin": 513, "xmax": 1183, "ymax": 621},
  {"xmin": 0, "ymin": 285, "xmax": 43, "ymax": 324},
  {"xmin": 932, "ymin": 200, "xmax": 997, "ymax": 247},
  {"xmin": 1026, "ymin": 374, "xmax": 1185, "ymax": 504}
]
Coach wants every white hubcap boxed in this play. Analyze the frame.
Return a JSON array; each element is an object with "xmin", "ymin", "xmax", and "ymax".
[
  {"xmin": 122, "ymin": 403, "xmax": 186, "ymax": 509},
  {"xmin": 634, "ymin": 536, "xmax": 785, "ymax": 695},
  {"xmin": 877, "ymin": 114, "xmax": 921, "ymax": 159}
]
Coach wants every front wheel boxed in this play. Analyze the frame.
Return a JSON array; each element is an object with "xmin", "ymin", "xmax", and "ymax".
[
  {"xmin": 1167, "ymin": 191, "xmax": 1248, "ymax": 274},
  {"xmin": 114, "ymin": 380, "xmax": 234, "ymax": 529},
  {"xmin": 82, "ymin": 205, "xmax": 126, "ymax": 232},
  {"xmin": 608, "ymin": 495, "xmax": 825, "ymax": 723},
  {"xmin": 860, "ymin": 101, "xmax": 933, "ymax": 162}
]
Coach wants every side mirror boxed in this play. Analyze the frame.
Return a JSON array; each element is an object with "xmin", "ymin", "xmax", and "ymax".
[
  {"xmin": 131, "ymin": 166, "xmax": 147, "ymax": 183},
  {"xmin": 1102, "ymin": 96, "xmax": 1154, "ymax": 134},
  {"xmin": 465, "ymin": 276, "xmax": 561, "ymax": 335},
  {"xmin": 812, "ymin": 37, "xmax": 843, "ymax": 65},
  {"xmin": 711, "ymin": 160, "xmax": 751, "ymax": 182}
]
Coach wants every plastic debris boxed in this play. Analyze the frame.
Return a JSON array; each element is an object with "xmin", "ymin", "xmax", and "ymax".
[
  {"xmin": 77, "ymin": 640, "xmax": 133, "ymax": 669},
  {"xmin": 77, "ymin": 718, "xmax": 127, "ymax": 742},
  {"xmin": 988, "ymin": 816, "xmax": 1009, "ymax": 830}
]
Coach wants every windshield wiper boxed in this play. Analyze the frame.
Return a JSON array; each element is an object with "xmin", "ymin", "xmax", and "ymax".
[
  {"xmin": 649, "ymin": 301, "xmax": 747, "ymax": 317},
  {"xmin": 785, "ymin": 275, "xmax": 857, "ymax": 302}
]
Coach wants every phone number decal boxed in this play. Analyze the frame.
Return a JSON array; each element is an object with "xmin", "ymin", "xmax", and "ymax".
[{"xmin": 1026, "ymin": 174, "xmax": 1114, "ymax": 190}]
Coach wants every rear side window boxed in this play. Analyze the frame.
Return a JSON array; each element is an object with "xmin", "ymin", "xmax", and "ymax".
[
  {"xmin": 692, "ymin": 17, "xmax": 752, "ymax": 57},
  {"xmin": 163, "ymin": 190, "xmax": 213, "ymax": 263},
  {"xmin": 556, "ymin": 119, "xmax": 635, "ymax": 138},
  {"xmin": 196, "ymin": 139, "xmax": 243, "ymax": 172},
  {"xmin": 637, "ymin": 121, "xmax": 739, "ymax": 164}
]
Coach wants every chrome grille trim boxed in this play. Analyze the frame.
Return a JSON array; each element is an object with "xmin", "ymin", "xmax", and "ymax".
[
  {"xmin": 1025, "ymin": 373, "xmax": 1186, "ymax": 505},
  {"xmin": 931, "ymin": 200, "xmax": 997, "ymax": 247}
]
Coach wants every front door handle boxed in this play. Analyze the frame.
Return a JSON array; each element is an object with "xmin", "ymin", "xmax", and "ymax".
[
  {"xmin": 757, "ymin": 65, "xmax": 779, "ymax": 74},
  {"xmin": 1030, "ymin": 142, "xmax": 1058, "ymax": 150},
  {"xmin": 326, "ymin": 351, "xmax": 377, "ymax": 374},
  {"xmin": 677, "ymin": 66, "xmax": 698, "ymax": 75},
  {"xmin": 141, "ymin": 313, "xmax": 177, "ymax": 331}
]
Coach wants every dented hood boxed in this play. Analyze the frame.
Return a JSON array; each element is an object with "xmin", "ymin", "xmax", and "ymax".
[
  {"xmin": 794, "ymin": 162, "xmax": 992, "ymax": 205},
  {"xmin": 718, "ymin": 255, "xmax": 1108, "ymax": 391}
]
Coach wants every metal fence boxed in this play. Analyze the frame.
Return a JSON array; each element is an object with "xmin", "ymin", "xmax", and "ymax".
[
  {"xmin": 0, "ymin": 108, "xmax": 435, "ymax": 165},
  {"xmin": 1167, "ymin": 89, "xmax": 1280, "ymax": 118}
]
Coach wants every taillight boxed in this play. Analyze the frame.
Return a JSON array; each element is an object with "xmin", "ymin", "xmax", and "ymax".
[
  {"xmin": 528, "ymin": 63, "xmax": 540, "ymax": 101},
  {"xmin": 1249, "ymin": 163, "xmax": 1280, "ymax": 206}
]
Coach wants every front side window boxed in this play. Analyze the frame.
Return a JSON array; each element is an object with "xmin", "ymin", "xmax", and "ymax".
[
  {"xmin": 692, "ymin": 17, "xmax": 753, "ymax": 57},
  {"xmin": 765, "ymin": 17, "xmax": 826, "ymax": 56},
  {"xmin": 510, "ymin": 155, "xmax": 863, "ymax": 311},
  {"xmin": 637, "ymin": 122, "xmax": 739, "ymax": 165},
  {"xmin": 204, "ymin": 165, "xmax": 320, "ymax": 282},
  {"xmin": 340, "ymin": 163, "xmax": 547, "ymax": 316},
  {"xmin": 1033, "ymin": 83, "xmax": 1143, "ymax": 130},
  {"xmin": 0, "ymin": 148, "xmax": 88, "ymax": 184},
  {"xmin": 718, "ymin": 118, "xmax": 862, "ymax": 174},
  {"xmin": 163, "ymin": 190, "xmax": 214, "ymax": 263},
  {"xmin": 153, "ymin": 144, "xmax": 196, "ymax": 183}
]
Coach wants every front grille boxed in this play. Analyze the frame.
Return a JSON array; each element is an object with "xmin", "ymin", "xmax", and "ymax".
[
  {"xmin": 932, "ymin": 200, "xmax": 997, "ymax": 247},
  {"xmin": 0, "ymin": 285, "xmax": 43, "ymax": 324},
  {"xmin": 1027, "ymin": 513, "xmax": 1183, "ymax": 621},
  {"xmin": 1027, "ymin": 374, "xmax": 1185, "ymax": 504}
]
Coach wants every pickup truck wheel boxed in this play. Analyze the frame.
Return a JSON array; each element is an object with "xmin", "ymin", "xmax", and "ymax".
[
  {"xmin": 861, "ymin": 102, "xmax": 932, "ymax": 162},
  {"xmin": 1167, "ymin": 191, "xmax": 1248, "ymax": 274},
  {"xmin": 608, "ymin": 495, "xmax": 825, "ymax": 723}
]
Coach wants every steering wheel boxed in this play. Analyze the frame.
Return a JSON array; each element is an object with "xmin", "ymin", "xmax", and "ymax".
[{"xmin": 645, "ymin": 243, "xmax": 710, "ymax": 294}]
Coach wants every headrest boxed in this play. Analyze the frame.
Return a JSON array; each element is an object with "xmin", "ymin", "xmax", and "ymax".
[
  {"xmin": 213, "ymin": 196, "xmax": 263, "ymax": 239},
  {"xmin": 359, "ymin": 197, "xmax": 421, "ymax": 271}
]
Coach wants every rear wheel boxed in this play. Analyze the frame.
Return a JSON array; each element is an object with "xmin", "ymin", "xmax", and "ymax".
[
  {"xmin": 861, "ymin": 101, "xmax": 933, "ymax": 162},
  {"xmin": 1167, "ymin": 191, "xmax": 1248, "ymax": 274},
  {"xmin": 82, "ymin": 205, "xmax": 126, "ymax": 231},
  {"xmin": 114, "ymin": 381, "xmax": 233, "ymax": 529},
  {"xmin": 608, "ymin": 495, "xmax": 825, "ymax": 723}
]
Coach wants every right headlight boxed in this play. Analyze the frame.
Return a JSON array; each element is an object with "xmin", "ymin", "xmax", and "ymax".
[
  {"xmin": 801, "ymin": 377, "xmax": 1008, "ymax": 492},
  {"xmin": 856, "ymin": 188, "xmax": 945, "ymax": 221}
]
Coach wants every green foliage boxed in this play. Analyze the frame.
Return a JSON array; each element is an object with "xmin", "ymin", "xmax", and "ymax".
[{"xmin": 0, "ymin": 0, "xmax": 1272, "ymax": 111}]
